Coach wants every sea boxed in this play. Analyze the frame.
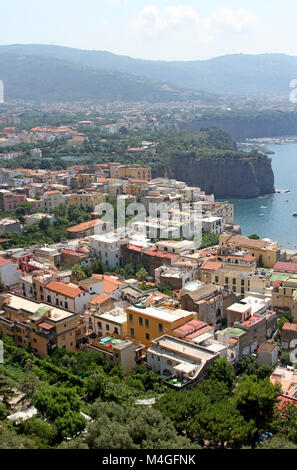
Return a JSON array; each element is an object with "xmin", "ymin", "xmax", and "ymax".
[{"xmin": 219, "ymin": 139, "xmax": 297, "ymax": 250}]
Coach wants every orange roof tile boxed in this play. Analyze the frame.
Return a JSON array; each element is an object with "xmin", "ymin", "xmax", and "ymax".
[
  {"xmin": 90, "ymin": 293, "xmax": 111, "ymax": 306},
  {"xmin": 92, "ymin": 275, "xmax": 125, "ymax": 294},
  {"xmin": 46, "ymin": 281, "xmax": 83, "ymax": 298},
  {"xmin": 67, "ymin": 219, "xmax": 104, "ymax": 233}
]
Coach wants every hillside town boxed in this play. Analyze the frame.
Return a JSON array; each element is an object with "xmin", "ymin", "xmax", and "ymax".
[{"xmin": 0, "ymin": 150, "xmax": 296, "ymax": 393}]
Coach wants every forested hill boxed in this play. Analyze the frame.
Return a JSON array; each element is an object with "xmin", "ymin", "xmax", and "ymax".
[
  {"xmin": 179, "ymin": 110, "xmax": 297, "ymax": 139},
  {"xmin": 2, "ymin": 45, "xmax": 297, "ymax": 96},
  {"xmin": 0, "ymin": 52, "xmax": 214, "ymax": 103}
]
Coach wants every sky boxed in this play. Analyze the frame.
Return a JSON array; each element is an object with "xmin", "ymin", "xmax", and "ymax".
[{"xmin": 2, "ymin": 0, "xmax": 297, "ymax": 61}]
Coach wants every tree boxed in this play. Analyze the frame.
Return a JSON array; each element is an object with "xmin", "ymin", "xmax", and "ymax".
[
  {"xmin": 38, "ymin": 217, "xmax": 50, "ymax": 231},
  {"xmin": 55, "ymin": 411, "xmax": 86, "ymax": 439},
  {"xmin": 248, "ymin": 234, "xmax": 260, "ymax": 240},
  {"xmin": 33, "ymin": 386, "xmax": 81, "ymax": 421},
  {"xmin": 233, "ymin": 376, "xmax": 278, "ymax": 434},
  {"xmin": 0, "ymin": 423, "xmax": 37, "ymax": 449},
  {"xmin": 236, "ymin": 356, "xmax": 273, "ymax": 380},
  {"xmin": 154, "ymin": 389, "xmax": 210, "ymax": 438},
  {"xmin": 72, "ymin": 264, "xmax": 87, "ymax": 282},
  {"xmin": 85, "ymin": 400, "xmax": 195, "ymax": 449},
  {"xmin": 85, "ymin": 372, "xmax": 106, "ymax": 402},
  {"xmin": 136, "ymin": 266, "xmax": 148, "ymax": 289},
  {"xmin": 272, "ymin": 402, "xmax": 297, "ymax": 443},
  {"xmin": 16, "ymin": 417, "xmax": 58, "ymax": 448},
  {"xmin": 191, "ymin": 399, "xmax": 257, "ymax": 448},
  {"xmin": 206, "ymin": 358, "xmax": 235, "ymax": 392}
]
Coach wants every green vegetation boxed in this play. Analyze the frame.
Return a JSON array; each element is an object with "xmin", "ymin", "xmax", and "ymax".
[{"xmin": 0, "ymin": 204, "xmax": 91, "ymax": 248}]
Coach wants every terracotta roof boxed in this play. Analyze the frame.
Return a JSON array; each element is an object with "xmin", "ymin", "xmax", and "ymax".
[
  {"xmin": 46, "ymin": 281, "xmax": 83, "ymax": 298},
  {"xmin": 67, "ymin": 219, "xmax": 104, "ymax": 233},
  {"xmin": 202, "ymin": 261, "xmax": 223, "ymax": 271},
  {"xmin": 0, "ymin": 256, "xmax": 10, "ymax": 267},
  {"xmin": 92, "ymin": 275, "xmax": 125, "ymax": 294},
  {"xmin": 274, "ymin": 261, "xmax": 297, "ymax": 273},
  {"xmin": 38, "ymin": 322, "xmax": 55, "ymax": 330},
  {"xmin": 282, "ymin": 323, "xmax": 297, "ymax": 332},
  {"xmin": 227, "ymin": 235, "xmax": 268, "ymax": 249},
  {"xmin": 61, "ymin": 249, "xmax": 84, "ymax": 257},
  {"xmin": 90, "ymin": 293, "xmax": 111, "ymax": 306},
  {"xmin": 186, "ymin": 325, "xmax": 214, "ymax": 339}
]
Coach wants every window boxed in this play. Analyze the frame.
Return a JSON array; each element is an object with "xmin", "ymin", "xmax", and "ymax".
[
  {"xmin": 106, "ymin": 324, "xmax": 109, "ymax": 331},
  {"xmin": 225, "ymin": 277, "xmax": 229, "ymax": 284},
  {"xmin": 145, "ymin": 319, "xmax": 149, "ymax": 328},
  {"xmin": 65, "ymin": 302, "xmax": 68, "ymax": 309},
  {"xmin": 129, "ymin": 314, "xmax": 133, "ymax": 323},
  {"xmin": 215, "ymin": 276, "xmax": 219, "ymax": 283},
  {"xmin": 130, "ymin": 328, "xmax": 135, "ymax": 338},
  {"xmin": 97, "ymin": 321, "xmax": 102, "ymax": 329},
  {"xmin": 139, "ymin": 317, "xmax": 143, "ymax": 326},
  {"xmin": 159, "ymin": 323, "xmax": 163, "ymax": 333},
  {"xmin": 145, "ymin": 333, "xmax": 150, "ymax": 340},
  {"xmin": 233, "ymin": 278, "xmax": 236, "ymax": 285}
]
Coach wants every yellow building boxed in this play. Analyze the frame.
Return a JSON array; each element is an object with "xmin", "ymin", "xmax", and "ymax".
[
  {"xmin": 272, "ymin": 275, "xmax": 297, "ymax": 320},
  {"xmin": 219, "ymin": 234, "xmax": 280, "ymax": 269},
  {"xmin": 118, "ymin": 166, "xmax": 151, "ymax": 181},
  {"xmin": 69, "ymin": 191, "xmax": 105, "ymax": 210},
  {"xmin": 76, "ymin": 174, "xmax": 95, "ymax": 188},
  {"xmin": 126, "ymin": 304, "xmax": 194, "ymax": 349},
  {"xmin": 200, "ymin": 263, "xmax": 269, "ymax": 296},
  {"xmin": 0, "ymin": 293, "xmax": 87, "ymax": 358}
]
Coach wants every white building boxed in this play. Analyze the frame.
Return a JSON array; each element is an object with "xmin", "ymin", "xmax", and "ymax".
[
  {"xmin": 88, "ymin": 233, "xmax": 125, "ymax": 269},
  {"xmin": 147, "ymin": 335, "xmax": 218, "ymax": 389},
  {"xmin": 0, "ymin": 257, "xmax": 20, "ymax": 286}
]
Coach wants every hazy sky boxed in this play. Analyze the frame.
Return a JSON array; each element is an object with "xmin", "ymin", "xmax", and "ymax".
[{"xmin": 2, "ymin": 0, "xmax": 297, "ymax": 60}]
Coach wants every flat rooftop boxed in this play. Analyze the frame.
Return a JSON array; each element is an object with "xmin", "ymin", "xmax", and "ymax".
[
  {"xmin": 3, "ymin": 294, "xmax": 75, "ymax": 322},
  {"xmin": 128, "ymin": 305, "xmax": 193, "ymax": 323},
  {"xmin": 151, "ymin": 335, "xmax": 216, "ymax": 363}
]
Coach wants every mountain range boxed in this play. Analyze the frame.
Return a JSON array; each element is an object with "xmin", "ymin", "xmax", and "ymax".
[{"xmin": 1, "ymin": 44, "xmax": 297, "ymax": 101}]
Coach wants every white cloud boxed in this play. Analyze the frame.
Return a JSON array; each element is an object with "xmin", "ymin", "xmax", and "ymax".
[
  {"xmin": 132, "ymin": 5, "xmax": 165, "ymax": 36},
  {"xmin": 203, "ymin": 7, "xmax": 257, "ymax": 35},
  {"xmin": 164, "ymin": 5, "xmax": 199, "ymax": 27},
  {"xmin": 133, "ymin": 4, "xmax": 257, "ymax": 39}
]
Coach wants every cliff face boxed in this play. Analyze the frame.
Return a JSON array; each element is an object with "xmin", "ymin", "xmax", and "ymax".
[
  {"xmin": 162, "ymin": 156, "xmax": 275, "ymax": 198},
  {"xmin": 179, "ymin": 114, "xmax": 297, "ymax": 139}
]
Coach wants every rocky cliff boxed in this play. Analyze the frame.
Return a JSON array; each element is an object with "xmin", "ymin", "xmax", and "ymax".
[{"xmin": 161, "ymin": 156, "xmax": 275, "ymax": 198}]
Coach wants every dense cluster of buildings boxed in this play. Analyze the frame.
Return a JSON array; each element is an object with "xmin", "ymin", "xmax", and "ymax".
[{"xmin": 0, "ymin": 156, "xmax": 295, "ymax": 391}]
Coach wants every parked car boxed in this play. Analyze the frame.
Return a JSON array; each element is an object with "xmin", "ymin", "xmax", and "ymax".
[{"xmin": 259, "ymin": 432, "xmax": 273, "ymax": 442}]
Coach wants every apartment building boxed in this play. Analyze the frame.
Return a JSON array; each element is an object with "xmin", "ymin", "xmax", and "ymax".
[
  {"xmin": 67, "ymin": 218, "xmax": 109, "ymax": 239},
  {"xmin": 126, "ymin": 304, "xmax": 194, "ymax": 349},
  {"xmin": 0, "ymin": 189, "xmax": 26, "ymax": 211},
  {"xmin": 180, "ymin": 280, "xmax": 236, "ymax": 327},
  {"xmin": 147, "ymin": 335, "xmax": 218, "ymax": 389},
  {"xmin": 68, "ymin": 191, "xmax": 105, "ymax": 210},
  {"xmin": 219, "ymin": 234, "xmax": 280, "ymax": 269},
  {"xmin": 0, "ymin": 294, "xmax": 86, "ymax": 358},
  {"xmin": 88, "ymin": 233, "xmax": 125, "ymax": 269},
  {"xmin": 118, "ymin": 166, "xmax": 151, "ymax": 181},
  {"xmin": 272, "ymin": 275, "xmax": 297, "ymax": 319},
  {"xmin": 89, "ymin": 336, "xmax": 137, "ymax": 375},
  {"xmin": 32, "ymin": 190, "xmax": 64, "ymax": 211},
  {"xmin": 0, "ymin": 256, "xmax": 20, "ymax": 286}
]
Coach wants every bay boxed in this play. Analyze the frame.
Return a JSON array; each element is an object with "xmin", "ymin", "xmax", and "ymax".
[{"xmin": 219, "ymin": 140, "xmax": 297, "ymax": 250}]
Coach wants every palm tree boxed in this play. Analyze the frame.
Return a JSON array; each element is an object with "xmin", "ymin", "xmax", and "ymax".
[
  {"xmin": 72, "ymin": 264, "xmax": 87, "ymax": 282},
  {"xmin": 136, "ymin": 266, "xmax": 148, "ymax": 290}
]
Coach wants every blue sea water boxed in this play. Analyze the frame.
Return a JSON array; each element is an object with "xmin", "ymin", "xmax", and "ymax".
[{"xmin": 219, "ymin": 141, "xmax": 297, "ymax": 250}]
